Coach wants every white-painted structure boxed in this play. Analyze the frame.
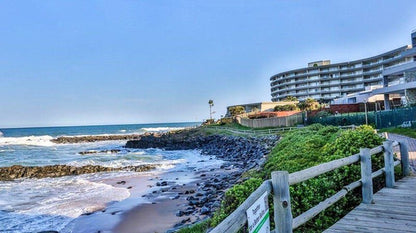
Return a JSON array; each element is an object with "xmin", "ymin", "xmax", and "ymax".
[{"xmin": 270, "ymin": 31, "xmax": 416, "ymax": 103}]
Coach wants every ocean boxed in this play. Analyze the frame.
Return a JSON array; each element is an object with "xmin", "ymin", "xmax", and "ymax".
[{"xmin": 0, "ymin": 122, "xmax": 220, "ymax": 233}]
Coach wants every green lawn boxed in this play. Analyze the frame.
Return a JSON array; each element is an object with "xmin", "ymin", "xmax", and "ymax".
[{"xmin": 379, "ymin": 127, "xmax": 416, "ymax": 139}]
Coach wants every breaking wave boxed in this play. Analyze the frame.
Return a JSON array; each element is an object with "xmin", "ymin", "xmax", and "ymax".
[
  {"xmin": 0, "ymin": 174, "xmax": 130, "ymax": 232},
  {"xmin": 0, "ymin": 135, "xmax": 55, "ymax": 147},
  {"xmin": 142, "ymin": 127, "xmax": 185, "ymax": 132}
]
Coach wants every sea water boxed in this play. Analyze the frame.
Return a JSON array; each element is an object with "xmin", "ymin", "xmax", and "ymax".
[{"xmin": 0, "ymin": 122, "xmax": 218, "ymax": 233}]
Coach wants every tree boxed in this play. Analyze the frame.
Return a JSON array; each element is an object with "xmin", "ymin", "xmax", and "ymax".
[
  {"xmin": 283, "ymin": 96, "xmax": 297, "ymax": 102},
  {"xmin": 274, "ymin": 104, "xmax": 298, "ymax": 111},
  {"xmin": 297, "ymin": 98, "xmax": 318, "ymax": 112},
  {"xmin": 305, "ymin": 98, "xmax": 318, "ymax": 111},
  {"xmin": 297, "ymin": 102, "xmax": 309, "ymax": 111},
  {"xmin": 228, "ymin": 106, "xmax": 245, "ymax": 117},
  {"xmin": 208, "ymin": 99, "xmax": 214, "ymax": 120}
]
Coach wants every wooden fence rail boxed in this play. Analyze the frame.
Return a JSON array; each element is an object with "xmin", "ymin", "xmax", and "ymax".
[
  {"xmin": 210, "ymin": 125, "xmax": 356, "ymax": 136},
  {"xmin": 210, "ymin": 140, "xmax": 410, "ymax": 233}
]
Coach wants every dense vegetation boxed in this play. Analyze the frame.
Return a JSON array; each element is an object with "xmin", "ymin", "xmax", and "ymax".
[
  {"xmin": 179, "ymin": 124, "xmax": 390, "ymax": 233},
  {"xmin": 228, "ymin": 105, "xmax": 246, "ymax": 116},
  {"xmin": 274, "ymin": 104, "xmax": 298, "ymax": 111}
]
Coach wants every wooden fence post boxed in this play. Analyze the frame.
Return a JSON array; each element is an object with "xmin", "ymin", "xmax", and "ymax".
[
  {"xmin": 398, "ymin": 140, "xmax": 410, "ymax": 176},
  {"xmin": 272, "ymin": 171, "xmax": 293, "ymax": 233},
  {"xmin": 360, "ymin": 148, "xmax": 373, "ymax": 204},
  {"xmin": 383, "ymin": 140, "xmax": 395, "ymax": 188}
]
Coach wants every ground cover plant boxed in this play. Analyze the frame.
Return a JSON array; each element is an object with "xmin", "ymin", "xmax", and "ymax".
[{"xmin": 179, "ymin": 124, "xmax": 389, "ymax": 233}]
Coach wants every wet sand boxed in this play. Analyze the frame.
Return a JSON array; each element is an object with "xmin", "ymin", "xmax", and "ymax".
[{"xmin": 63, "ymin": 159, "xmax": 228, "ymax": 233}]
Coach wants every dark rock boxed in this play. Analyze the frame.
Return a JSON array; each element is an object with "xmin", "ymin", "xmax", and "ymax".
[
  {"xmin": 0, "ymin": 164, "xmax": 157, "ymax": 181},
  {"xmin": 181, "ymin": 217, "xmax": 191, "ymax": 224},
  {"xmin": 176, "ymin": 210, "xmax": 184, "ymax": 217},
  {"xmin": 200, "ymin": 206, "xmax": 211, "ymax": 215}
]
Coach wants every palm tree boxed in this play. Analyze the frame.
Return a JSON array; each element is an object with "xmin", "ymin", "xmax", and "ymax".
[{"xmin": 208, "ymin": 99, "xmax": 214, "ymax": 120}]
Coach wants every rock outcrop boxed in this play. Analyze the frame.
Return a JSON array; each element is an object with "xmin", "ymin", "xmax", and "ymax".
[
  {"xmin": 0, "ymin": 164, "xmax": 157, "ymax": 181},
  {"xmin": 126, "ymin": 133, "xmax": 278, "ymax": 169},
  {"xmin": 51, "ymin": 134, "xmax": 142, "ymax": 144}
]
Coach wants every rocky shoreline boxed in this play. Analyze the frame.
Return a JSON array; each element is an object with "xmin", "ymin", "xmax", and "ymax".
[
  {"xmin": 51, "ymin": 134, "xmax": 143, "ymax": 143},
  {"xmin": 124, "ymin": 130, "xmax": 279, "ymax": 230},
  {"xmin": 0, "ymin": 164, "xmax": 157, "ymax": 180},
  {"xmin": 1, "ymin": 128, "xmax": 279, "ymax": 232}
]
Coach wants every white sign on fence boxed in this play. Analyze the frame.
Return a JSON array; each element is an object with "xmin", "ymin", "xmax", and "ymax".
[{"xmin": 246, "ymin": 191, "xmax": 270, "ymax": 233}]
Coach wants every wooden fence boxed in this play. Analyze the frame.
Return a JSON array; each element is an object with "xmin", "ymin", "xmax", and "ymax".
[
  {"xmin": 210, "ymin": 140, "xmax": 411, "ymax": 233},
  {"xmin": 211, "ymin": 125, "xmax": 356, "ymax": 136},
  {"xmin": 238, "ymin": 113, "xmax": 303, "ymax": 128}
]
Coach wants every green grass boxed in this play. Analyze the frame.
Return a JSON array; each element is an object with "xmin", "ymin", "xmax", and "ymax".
[
  {"xmin": 201, "ymin": 122, "xmax": 290, "ymax": 137},
  {"xmin": 379, "ymin": 127, "xmax": 416, "ymax": 139},
  {"xmin": 205, "ymin": 122, "xmax": 279, "ymax": 131},
  {"xmin": 176, "ymin": 219, "xmax": 211, "ymax": 233}
]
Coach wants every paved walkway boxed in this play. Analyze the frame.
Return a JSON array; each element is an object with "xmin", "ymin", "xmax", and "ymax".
[{"xmin": 386, "ymin": 133, "xmax": 416, "ymax": 170}]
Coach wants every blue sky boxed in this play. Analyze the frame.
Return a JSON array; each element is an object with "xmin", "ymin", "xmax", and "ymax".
[{"xmin": 1, "ymin": 0, "xmax": 415, "ymax": 127}]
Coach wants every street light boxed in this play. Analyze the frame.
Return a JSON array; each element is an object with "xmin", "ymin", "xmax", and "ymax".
[{"xmin": 363, "ymin": 100, "xmax": 368, "ymax": 125}]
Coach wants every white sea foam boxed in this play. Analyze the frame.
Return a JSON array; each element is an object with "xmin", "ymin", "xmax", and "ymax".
[
  {"xmin": 142, "ymin": 127, "xmax": 185, "ymax": 132},
  {"xmin": 0, "ymin": 174, "xmax": 130, "ymax": 232},
  {"xmin": 0, "ymin": 135, "xmax": 55, "ymax": 147},
  {"xmin": 0, "ymin": 130, "xmax": 3, "ymax": 137}
]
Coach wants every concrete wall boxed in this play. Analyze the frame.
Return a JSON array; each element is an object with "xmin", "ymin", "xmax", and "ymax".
[{"xmin": 238, "ymin": 113, "xmax": 303, "ymax": 128}]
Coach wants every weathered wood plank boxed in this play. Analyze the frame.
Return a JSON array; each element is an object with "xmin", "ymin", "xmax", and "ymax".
[
  {"xmin": 292, "ymin": 179, "xmax": 362, "ymax": 229},
  {"xmin": 360, "ymin": 148, "xmax": 373, "ymax": 204},
  {"xmin": 292, "ymin": 189, "xmax": 347, "ymax": 229},
  {"xmin": 340, "ymin": 215, "xmax": 416, "ymax": 231},
  {"xmin": 326, "ymin": 176, "xmax": 416, "ymax": 233},
  {"xmin": 209, "ymin": 180, "xmax": 272, "ymax": 233},
  {"xmin": 383, "ymin": 140, "xmax": 395, "ymax": 187},
  {"xmin": 328, "ymin": 221, "xmax": 415, "ymax": 233},
  {"xmin": 370, "ymin": 145, "xmax": 384, "ymax": 155},
  {"xmin": 288, "ymin": 153, "xmax": 360, "ymax": 185},
  {"xmin": 272, "ymin": 171, "xmax": 292, "ymax": 233},
  {"xmin": 398, "ymin": 140, "xmax": 411, "ymax": 176},
  {"xmin": 347, "ymin": 210, "xmax": 416, "ymax": 222},
  {"xmin": 373, "ymin": 195, "xmax": 416, "ymax": 204},
  {"xmin": 355, "ymin": 205, "xmax": 416, "ymax": 217},
  {"xmin": 342, "ymin": 212, "xmax": 416, "ymax": 226}
]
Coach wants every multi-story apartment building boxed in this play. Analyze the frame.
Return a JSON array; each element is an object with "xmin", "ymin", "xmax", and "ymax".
[{"xmin": 270, "ymin": 33, "xmax": 415, "ymax": 103}]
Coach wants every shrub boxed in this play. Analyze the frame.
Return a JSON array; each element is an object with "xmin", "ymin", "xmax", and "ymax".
[
  {"xmin": 211, "ymin": 178, "xmax": 263, "ymax": 226},
  {"xmin": 211, "ymin": 124, "xmax": 385, "ymax": 232},
  {"xmin": 229, "ymin": 106, "xmax": 245, "ymax": 116},
  {"xmin": 183, "ymin": 124, "xmax": 386, "ymax": 232},
  {"xmin": 315, "ymin": 110, "xmax": 332, "ymax": 118},
  {"xmin": 274, "ymin": 104, "xmax": 298, "ymax": 111},
  {"xmin": 217, "ymin": 118, "xmax": 233, "ymax": 125}
]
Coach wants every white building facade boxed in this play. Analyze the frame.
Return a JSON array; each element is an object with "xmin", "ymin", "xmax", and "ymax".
[{"xmin": 270, "ymin": 35, "xmax": 415, "ymax": 103}]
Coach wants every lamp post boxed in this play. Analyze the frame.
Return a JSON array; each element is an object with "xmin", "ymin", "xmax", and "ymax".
[{"xmin": 364, "ymin": 100, "xmax": 368, "ymax": 125}]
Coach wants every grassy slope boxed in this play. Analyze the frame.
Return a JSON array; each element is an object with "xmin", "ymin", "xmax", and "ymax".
[{"xmin": 178, "ymin": 124, "xmax": 385, "ymax": 233}]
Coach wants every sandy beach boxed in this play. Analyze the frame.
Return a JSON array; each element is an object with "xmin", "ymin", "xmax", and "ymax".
[{"xmin": 62, "ymin": 155, "xmax": 230, "ymax": 233}]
